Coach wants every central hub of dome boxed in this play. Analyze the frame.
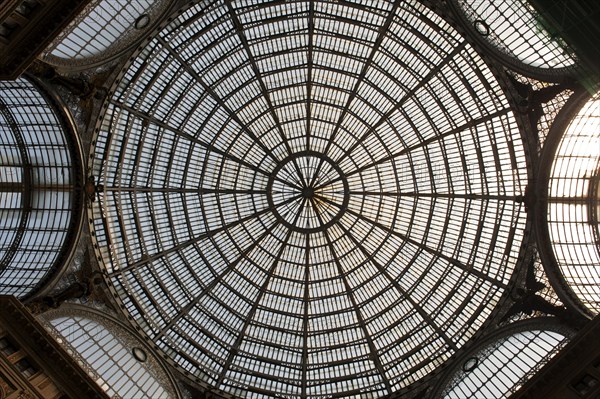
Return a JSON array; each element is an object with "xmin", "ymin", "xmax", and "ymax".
[
  {"xmin": 302, "ymin": 187, "xmax": 315, "ymax": 198},
  {"xmin": 267, "ymin": 151, "xmax": 349, "ymax": 233}
]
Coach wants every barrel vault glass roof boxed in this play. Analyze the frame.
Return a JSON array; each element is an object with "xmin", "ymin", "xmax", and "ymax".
[
  {"xmin": 548, "ymin": 91, "xmax": 600, "ymax": 315},
  {"xmin": 0, "ymin": 78, "xmax": 78, "ymax": 298},
  {"xmin": 47, "ymin": 314, "xmax": 170, "ymax": 399},
  {"xmin": 89, "ymin": 0, "xmax": 531, "ymax": 397}
]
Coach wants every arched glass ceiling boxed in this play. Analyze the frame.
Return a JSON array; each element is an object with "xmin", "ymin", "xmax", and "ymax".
[
  {"xmin": 90, "ymin": 0, "xmax": 529, "ymax": 397},
  {"xmin": 436, "ymin": 320, "xmax": 571, "ymax": 399},
  {"xmin": 0, "ymin": 78, "xmax": 80, "ymax": 298},
  {"xmin": 548, "ymin": 91, "xmax": 600, "ymax": 314},
  {"xmin": 453, "ymin": 0, "xmax": 576, "ymax": 70},
  {"xmin": 43, "ymin": 0, "xmax": 171, "ymax": 65},
  {"xmin": 47, "ymin": 315, "xmax": 170, "ymax": 399}
]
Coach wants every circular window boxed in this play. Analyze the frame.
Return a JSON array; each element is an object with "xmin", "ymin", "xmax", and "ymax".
[
  {"xmin": 90, "ymin": 0, "xmax": 529, "ymax": 396},
  {"xmin": 132, "ymin": 347, "xmax": 148, "ymax": 362},
  {"xmin": 462, "ymin": 357, "xmax": 479, "ymax": 372},
  {"xmin": 473, "ymin": 20, "xmax": 490, "ymax": 37}
]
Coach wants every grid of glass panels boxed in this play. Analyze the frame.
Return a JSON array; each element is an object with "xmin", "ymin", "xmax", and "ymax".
[
  {"xmin": 48, "ymin": 315, "xmax": 169, "ymax": 399},
  {"xmin": 44, "ymin": 0, "xmax": 167, "ymax": 61},
  {"xmin": 454, "ymin": 0, "xmax": 576, "ymax": 70},
  {"xmin": 90, "ymin": 0, "xmax": 529, "ymax": 397},
  {"xmin": 548, "ymin": 91, "xmax": 600, "ymax": 314},
  {"xmin": 0, "ymin": 78, "xmax": 76, "ymax": 298},
  {"xmin": 439, "ymin": 322, "xmax": 571, "ymax": 399}
]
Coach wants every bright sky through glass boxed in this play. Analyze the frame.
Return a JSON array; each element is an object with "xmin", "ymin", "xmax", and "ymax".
[
  {"xmin": 0, "ymin": 78, "xmax": 75, "ymax": 298},
  {"xmin": 89, "ymin": 1, "xmax": 530, "ymax": 396},
  {"xmin": 47, "ymin": 0, "xmax": 156, "ymax": 59},
  {"xmin": 548, "ymin": 92, "xmax": 600, "ymax": 314}
]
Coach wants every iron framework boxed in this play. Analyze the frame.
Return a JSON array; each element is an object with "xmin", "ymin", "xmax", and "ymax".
[
  {"xmin": 88, "ymin": 0, "xmax": 537, "ymax": 397},
  {"xmin": 0, "ymin": 77, "xmax": 83, "ymax": 299}
]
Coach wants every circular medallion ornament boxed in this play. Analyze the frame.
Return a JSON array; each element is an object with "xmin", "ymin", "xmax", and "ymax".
[
  {"xmin": 132, "ymin": 347, "xmax": 148, "ymax": 362},
  {"xmin": 90, "ymin": 0, "xmax": 529, "ymax": 396},
  {"xmin": 135, "ymin": 14, "xmax": 151, "ymax": 30},
  {"xmin": 462, "ymin": 357, "xmax": 479, "ymax": 372}
]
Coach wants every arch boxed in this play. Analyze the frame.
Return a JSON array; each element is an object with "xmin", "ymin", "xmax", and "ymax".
[{"xmin": 537, "ymin": 89, "xmax": 600, "ymax": 316}]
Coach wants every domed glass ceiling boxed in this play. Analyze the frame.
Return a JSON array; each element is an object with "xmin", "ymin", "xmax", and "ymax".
[{"xmin": 90, "ymin": 0, "xmax": 529, "ymax": 396}]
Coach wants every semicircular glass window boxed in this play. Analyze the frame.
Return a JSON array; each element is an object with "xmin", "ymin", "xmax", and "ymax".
[
  {"xmin": 44, "ymin": 0, "xmax": 166, "ymax": 62},
  {"xmin": 0, "ymin": 78, "xmax": 78, "ymax": 298},
  {"xmin": 90, "ymin": 0, "xmax": 529, "ymax": 396},
  {"xmin": 440, "ymin": 325, "xmax": 570, "ymax": 398},
  {"xmin": 455, "ymin": 0, "xmax": 576, "ymax": 70},
  {"xmin": 548, "ymin": 91, "xmax": 600, "ymax": 314},
  {"xmin": 48, "ymin": 315, "xmax": 170, "ymax": 399}
]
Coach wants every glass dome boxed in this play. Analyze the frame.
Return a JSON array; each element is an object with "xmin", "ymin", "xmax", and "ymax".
[{"xmin": 89, "ymin": 0, "xmax": 529, "ymax": 397}]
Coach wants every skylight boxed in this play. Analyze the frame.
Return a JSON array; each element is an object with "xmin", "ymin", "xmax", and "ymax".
[
  {"xmin": 0, "ymin": 78, "xmax": 80, "ymax": 298},
  {"xmin": 89, "ymin": 0, "xmax": 530, "ymax": 396},
  {"xmin": 547, "ymin": 91, "xmax": 600, "ymax": 314}
]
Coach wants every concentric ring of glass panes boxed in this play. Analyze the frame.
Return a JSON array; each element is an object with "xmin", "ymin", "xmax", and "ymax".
[
  {"xmin": 90, "ymin": 0, "xmax": 529, "ymax": 396},
  {"xmin": 548, "ymin": 91, "xmax": 600, "ymax": 314},
  {"xmin": 452, "ymin": 0, "xmax": 576, "ymax": 71},
  {"xmin": 436, "ymin": 319, "xmax": 572, "ymax": 399},
  {"xmin": 0, "ymin": 78, "xmax": 78, "ymax": 298}
]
